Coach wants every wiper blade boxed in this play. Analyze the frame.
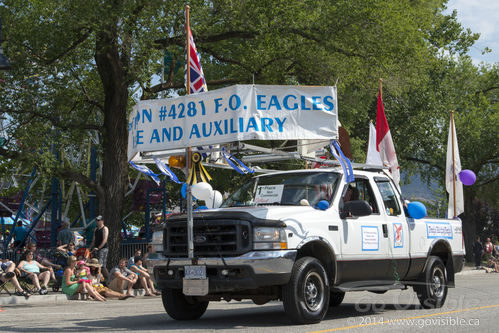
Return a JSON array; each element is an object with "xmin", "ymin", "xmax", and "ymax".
[{"xmin": 256, "ymin": 202, "xmax": 296, "ymax": 206}]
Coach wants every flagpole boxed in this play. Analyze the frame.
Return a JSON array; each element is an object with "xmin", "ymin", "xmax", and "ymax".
[
  {"xmin": 451, "ymin": 110, "xmax": 457, "ymax": 218},
  {"xmin": 185, "ymin": 5, "xmax": 194, "ymax": 259},
  {"xmin": 186, "ymin": 5, "xmax": 191, "ymax": 96},
  {"xmin": 378, "ymin": 78, "xmax": 383, "ymax": 98},
  {"xmin": 186, "ymin": 146, "xmax": 194, "ymax": 259}
]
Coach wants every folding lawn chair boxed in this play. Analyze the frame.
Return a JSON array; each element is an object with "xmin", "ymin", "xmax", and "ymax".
[
  {"xmin": 0, "ymin": 271, "xmax": 13, "ymax": 296},
  {"xmin": 17, "ymin": 273, "xmax": 38, "ymax": 294}
]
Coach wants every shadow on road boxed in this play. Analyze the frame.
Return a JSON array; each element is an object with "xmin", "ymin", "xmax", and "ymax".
[{"xmin": 0, "ymin": 302, "xmax": 423, "ymax": 332}]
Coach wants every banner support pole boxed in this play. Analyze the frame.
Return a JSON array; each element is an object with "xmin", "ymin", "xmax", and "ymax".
[
  {"xmin": 185, "ymin": 5, "xmax": 195, "ymax": 260},
  {"xmin": 186, "ymin": 146, "xmax": 194, "ymax": 259},
  {"xmin": 451, "ymin": 110, "xmax": 457, "ymax": 218},
  {"xmin": 186, "ymin": 5, "xmax": 191, "ymax": 95}
]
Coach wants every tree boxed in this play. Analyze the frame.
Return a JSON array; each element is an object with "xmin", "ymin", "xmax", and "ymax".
[{"xmin": 0, "ymin": 0, "xmax": 484, "ymax": 265}]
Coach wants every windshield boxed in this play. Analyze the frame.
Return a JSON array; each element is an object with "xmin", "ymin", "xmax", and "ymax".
[{"xmin": 222, "ymin": 172, "xmax": 340, "ymax": 207}]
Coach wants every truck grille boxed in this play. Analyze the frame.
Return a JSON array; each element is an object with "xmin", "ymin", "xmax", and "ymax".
[{"xmin": 163, "ymin": 219, "xmax": 252, "ymax": 257}]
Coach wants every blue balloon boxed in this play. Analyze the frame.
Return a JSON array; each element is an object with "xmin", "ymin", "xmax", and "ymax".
[
  {"xmin": 407, "ymin": 201, "xmax": 426, "ymax": 219},
  {"xmin": 316, "ymin": 200, "xmax": 330, "ymax": 211},
  {"xmin": 181, "ymin": 183, "xmax": 187, "ymax": 198},
  {"xmin": 181, "ymin": 183, "xmax": 197, "ymax": 200}
]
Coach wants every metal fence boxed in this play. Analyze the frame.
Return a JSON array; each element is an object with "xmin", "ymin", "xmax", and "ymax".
[
  {"xmin": 120, "ymin": 241, "xmax": 150, "ymax": 260},
  {"xmin": 1, "ymin": 241, "xmax": 151, "ymax": 265}
]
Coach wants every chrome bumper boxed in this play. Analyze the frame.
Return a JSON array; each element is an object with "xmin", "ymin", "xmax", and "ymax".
[
  {"xmin": 146, "ymin": 250, "xmax": 297, "ymax": 291},
  {"xmin": 146, "ymin": 250, "xmax": 296, "ymax": 275}
]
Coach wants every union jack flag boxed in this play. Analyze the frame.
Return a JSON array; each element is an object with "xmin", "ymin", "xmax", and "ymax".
[{"xmin": 185, "ymin": 24, "xmax": 207, "ymax": 94}]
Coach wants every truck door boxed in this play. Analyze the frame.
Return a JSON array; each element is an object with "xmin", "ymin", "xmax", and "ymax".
[
  {"xmin": 374, "ymin": 178, "xmax": 410, "ymax": 282},
  {"xmin": 337, "ymin": 176, "xmax": 391, "ymax": 284}
]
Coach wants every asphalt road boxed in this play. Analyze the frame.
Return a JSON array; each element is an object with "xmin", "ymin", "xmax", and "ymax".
[{"xmin": 1, "ymin": 273, "xmax": 498, "ymax": 332}]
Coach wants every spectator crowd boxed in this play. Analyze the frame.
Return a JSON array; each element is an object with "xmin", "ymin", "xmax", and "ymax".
[
  {"xmin": 473, "ymin": 235, "xmax": 499, "ymax": 273},
  {"xmin": 1, "ymin": 216, "xmax": 158, "ymax": 302}
]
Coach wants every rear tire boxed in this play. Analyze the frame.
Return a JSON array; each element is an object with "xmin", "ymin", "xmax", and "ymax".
[
  {"xmin": 329, "ymin": 291, "xmax": 345, "ymax": 307},
  {"xmin": 282, "ymin": 257, "xmax": 330, "ymax": 324},
  {"xmin": 162, "ymin": 288, "xmax": 209, "ymax": 320},
  {"xmin": 414, "ymin": 256, "xmax": 448, "ymax": 309}
]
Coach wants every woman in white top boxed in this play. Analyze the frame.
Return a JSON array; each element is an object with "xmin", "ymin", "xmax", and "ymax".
[{"xmin": 17, "ymin": 251, "xmax": 51, "ymax": 295}]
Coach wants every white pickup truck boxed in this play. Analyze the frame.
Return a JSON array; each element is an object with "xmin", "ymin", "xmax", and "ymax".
[{"xmin": 147, "ymin": 167, "xmax": 465, "ymax": 324}]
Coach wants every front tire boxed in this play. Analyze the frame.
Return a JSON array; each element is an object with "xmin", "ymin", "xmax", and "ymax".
[
  {"xmin": 282, "ymin": 257, "xmax": 330, "ymax": 324},
  {"xmin": 414, "ymin": 256, "xmax": 448, "ymax": 309},
  {"xmin": 162, "ymin": 288, "xmax": 209, "ymax": 320}
]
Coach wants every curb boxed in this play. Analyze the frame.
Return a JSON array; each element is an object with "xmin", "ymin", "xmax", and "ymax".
[
  {"xmin": 456, "ymin": 269, "xmax": 487, "ymax": 276},
  {"xmin": 0, "ymin": 288, "xmax": 148, "ymax": 306},
  {"xmin": 0, "ymin": 294, "xmax": 71, "ymax": 306}
]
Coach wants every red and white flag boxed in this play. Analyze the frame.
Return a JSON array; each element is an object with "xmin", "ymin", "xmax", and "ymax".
[
  {"xmin": 376, "ymin": 88, "xmax": 400, "ymax": 188},
  {"xmin": 185, "ymin": 20, "xmax": 207, "ymax": 94}
]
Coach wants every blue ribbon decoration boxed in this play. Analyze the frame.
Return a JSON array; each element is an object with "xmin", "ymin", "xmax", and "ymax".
[
  {"xmin": 329, "ymin": 141, "xmax": 354, "ymax": 183},
  {"xmin": 129, "ymin": 161, "xmax": 161, "ymax": 185},
  {"xmin": 333, "ymin": 141, "xmax": 355, "ymax": 183},
  {"xmin": 222, "ymin": 148, "xmax": 254, "ymax": 175},
  {"xmin": 152, "ymin": 156, "xmax": 181, "ymax": 184}
]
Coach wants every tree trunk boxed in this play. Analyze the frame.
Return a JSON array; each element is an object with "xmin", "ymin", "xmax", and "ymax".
[{"xmin": 95, "ymin": 25, "xmax": 129, "ymax": 270}]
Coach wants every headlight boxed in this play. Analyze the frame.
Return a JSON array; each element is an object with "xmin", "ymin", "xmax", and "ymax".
[
  {"xmin": 152, "ymin": 230, "xmax": 164, "ymax": 252},
  {"xmin": 253, "ymin": 227, "xmax": 287, "ymax": 250}
]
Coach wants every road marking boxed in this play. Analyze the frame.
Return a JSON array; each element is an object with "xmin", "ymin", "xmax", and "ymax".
[{"xmin": 308, "ymin": 304, "xmax": 499, "ymax": 333}]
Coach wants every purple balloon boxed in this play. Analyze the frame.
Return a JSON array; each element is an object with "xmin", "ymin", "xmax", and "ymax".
[{"xmin": 459, "ymin": 169, "xmax": 476, "ymax": 186}]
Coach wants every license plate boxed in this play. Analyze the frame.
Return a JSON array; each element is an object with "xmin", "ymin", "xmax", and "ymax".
[
  {"xmin": 184, "ymin": 265, "xmax": 206, "ymax": 279},
  {"xmin": 183, "ymin": 278, "xmax": 209, "ymax": 296}
]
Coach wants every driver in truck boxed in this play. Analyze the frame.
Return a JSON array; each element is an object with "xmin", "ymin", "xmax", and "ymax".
[{"xmin": 344, "ymin": 185, "xmax": 359, "ymax": 202}]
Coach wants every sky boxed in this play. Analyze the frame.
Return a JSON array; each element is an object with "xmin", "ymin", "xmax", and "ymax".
[{"xmin": 446, "ymin": 0, "xmax": 499, "ymax": 64}]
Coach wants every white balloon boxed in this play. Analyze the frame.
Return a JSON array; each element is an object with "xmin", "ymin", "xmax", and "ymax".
[
  {"xmin": 208, "ymin": 190, "xmax": 223, "ymax": 208},
  {"xmin": 191, "ymin": 182, "xmax": 213, "ymax": 201}
]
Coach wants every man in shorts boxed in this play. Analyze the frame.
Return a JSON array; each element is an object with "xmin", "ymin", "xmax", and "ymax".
[
  {"xmin": 108, "ymin": 258, "xmax": 138, "ymax": 297},
  {"xmin": 89, "ymin": 215, "xmax": 109, "ymax": 280}
]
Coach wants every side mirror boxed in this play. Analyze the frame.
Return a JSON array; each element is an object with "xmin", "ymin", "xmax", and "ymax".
[{"xmin": 340, "ymin": 200, "xmax": 372, "ymax": 219}]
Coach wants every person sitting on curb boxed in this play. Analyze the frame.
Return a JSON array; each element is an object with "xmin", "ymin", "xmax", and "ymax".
[
  {"xmin": 62, "ymin": 256, "xmax": 106, "ymax": 302},
  {"xmin": 108, "ymin": 258, "xmax": 138, "ymax": 297},
  {"xmin": 17, "ymin": 250, "xmax": 51, "ymax": 295},
  {"xmin": 129, "ymin": 256, "xmax": 161, "ymax": 296},
  {"xmin": 127, "ymin": 248, "xmax": 142, "ymax": 267},
  {"xmin": 87, "ymin": 258, "xmax": 130, "ymax": 300},
  {"xmin": 1, "ymin": 258, "xmax": 31, "ymax": 298},
  {"xmin": 76, "ymin": 260, "xmax": 91, "ymax": 284},
  {"xmin": 485, "ymin": 257, "xmax": 499, "ymax": 273}
]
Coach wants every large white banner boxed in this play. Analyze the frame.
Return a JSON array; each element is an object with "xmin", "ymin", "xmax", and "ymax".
[{"xmin": 128, "ymin": 84, "xmax": 338, "ymax": 160}]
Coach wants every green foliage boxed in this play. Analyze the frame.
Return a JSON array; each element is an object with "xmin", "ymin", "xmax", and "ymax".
[{"xmin": 0, "ymin": 1, "xmax": 496, "ymax": 241}]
